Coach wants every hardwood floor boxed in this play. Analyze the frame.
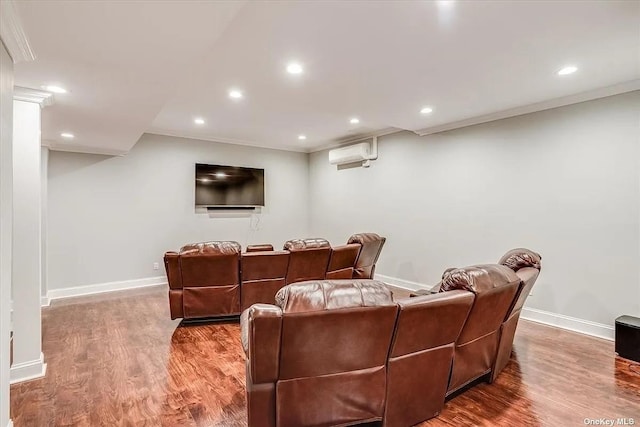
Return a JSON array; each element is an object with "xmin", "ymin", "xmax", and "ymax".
[{"xmin": 11, "ymin": 286, "xmax": 640, "ymax": 426}]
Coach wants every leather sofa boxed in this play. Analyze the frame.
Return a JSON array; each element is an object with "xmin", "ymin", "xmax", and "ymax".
[
  {"xmin": 241, "ymin": 248, "xmax": 541, "ymax": 427},
  {"xmin": 164, "ymin": 233, "xmax": 386, "ymax": 319}
]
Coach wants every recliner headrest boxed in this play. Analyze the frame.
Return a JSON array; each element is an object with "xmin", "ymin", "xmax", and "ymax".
[
  {"xmin": 275, "ymin": 279, "xmax": 394, "ymax": 313},
  {"xmin": 440, "ymin": 264, "xmax": 520, "ymax": 293},
  {"xmin": 498, "ymin": 248, "xmax": 541, "ymax": 271},
  {"xmin": 180, "ymin": 241, "xmax": 241, "ymax": 255},
  {"xmin": 283, "ymin": 238, "xmax": 330, "ymax": 251},
  {"xmin": 347, "ymin": 233, "xmax": 385, "ymax": 245}
]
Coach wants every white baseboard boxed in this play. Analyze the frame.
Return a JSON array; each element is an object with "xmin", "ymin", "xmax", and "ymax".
[
  {"xmin": 10, "ymin": 352, "xmax": 46, "ymax": 384},
  {"xmin": 40, "ymin": 295, "xmax": 50, "ymax": 307},
  {"xmin": 44, "ymin": 276, "xmax": 167, "ymax": 304},
  {"xmin": 375, "ymin": 273, "xmax": 432, "ymax": 292},
  {"xmin": 7, "ymin": 420, "xmax": 13, "ymax": 427},
  {"xmin": 520, "ymin": 307, "xmax": 614, "ymax": 341},
  {"xmin": 375, "ymin": 272, "xmax": 615, "ymax": 342}
]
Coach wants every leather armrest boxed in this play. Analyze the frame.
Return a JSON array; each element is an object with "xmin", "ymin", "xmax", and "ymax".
[
  {"xmin": 163, "ymin": 252, "xmax": 182, "ymax": 289},
  {"xmin": 241, "ymin": 304, "xmax": 283, "ymax": 384}
]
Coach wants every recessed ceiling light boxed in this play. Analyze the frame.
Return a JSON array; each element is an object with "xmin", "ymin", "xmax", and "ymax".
[
  {"xmin": 194, "ymin": 117, "xmax": 205, "ymax": 125},
  {"xmin": 60, "ymin": 132, "xmax": 74, "ymax": 139},
  {"xmin": 420, "ymin": 107, "xmax": 434, "ymax": 114},
  {"xmin": 287, "ymin": 62, "xmax": 304, "ymax": 75},
  {"xmin": 229, "ymin": 89, "xmax": 243, "ymax": 99},
  {"xmin": 298, "ymin": 135, "xmax": 307, "ymax": 140},
  {"xmin": 558, "ymin": 65, "xmax": 578, "ymax": 76},
  {"xmin": 215, "ymin": 172, "xmax": 227, "ymax": 178},
  {"xmin": 350, "ymin": 118, "xmax": 360, "ymax": 124},
  {"xmin": 43, "ymin": 85, "xmax": 67, "ymax": 94}
]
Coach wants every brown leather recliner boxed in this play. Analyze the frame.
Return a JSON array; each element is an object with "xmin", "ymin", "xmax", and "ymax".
[
  {"xmin": 348, "ymin": 233, "xmax": 386, "ymax": 279},
  {"xmin": 241, "ymin": 249, "xmax": 290, "ymax": 312},
  {"xmin": 384, "ymin": 290, "xmax": 474, "ymax": 427},
  {"xmin": 241, "ymin": 280, "xmax": 398, "ymax": 427},
  {"xmin": 326, "ymin": 243, "xmax": 361, "ymax": 279},
  {"xmin": 282, "ymin": 238, "xmax": 332, "ymax": 285},
  {"xmin": 439, "ymin": 264, "xmax": 521, "ymax": 394},
  {"xmin": 164, "ymin": 241, "xmax": 241, "ymax": 320},
  {"xmin": 492, "ymin": 248, "xmax": 542, "ymax": 381}
]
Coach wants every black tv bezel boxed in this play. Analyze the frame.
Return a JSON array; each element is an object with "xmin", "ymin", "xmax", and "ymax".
[{"xmin": 195, "ymin": 163, "xmax": 265, "ymax": 208}]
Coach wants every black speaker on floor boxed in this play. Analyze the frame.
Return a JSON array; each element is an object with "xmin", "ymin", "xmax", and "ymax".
[{"xmin": 615, "ymin": 315, "xmax": 640, "ymax": 363}]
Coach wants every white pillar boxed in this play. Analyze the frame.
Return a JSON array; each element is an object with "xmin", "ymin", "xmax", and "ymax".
[
  {"xmin": 0, "ymin": 40, "xmax": 15, "ymax": 427},
  {"xmin": 9, "ymin": 89, "xmax": 52, "ymax": 384},
  {"xmin": 1, "ymin": 1, "xmax": 37, "ymax": 422}
]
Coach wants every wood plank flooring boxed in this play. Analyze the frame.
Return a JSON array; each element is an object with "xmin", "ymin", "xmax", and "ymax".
[{"xmin": 10, "ymin": 286, "xmax": 640, "ymax": 426}]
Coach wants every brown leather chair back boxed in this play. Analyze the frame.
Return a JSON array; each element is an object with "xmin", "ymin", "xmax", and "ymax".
[
  {"xmin": 165, "ymin": 241, "xmax": 241, "ymax": 319},
  {"xmin": 384, "ymin": 290, "xmax": 474, "ymax": 426},
  {"xmin": 492, "ymin": 249, "xmax": 542, "ymax": 381},
  {"xmin": 347, "ymin": 233, "xmax": 386, "ymax": 279},
  {"xmin": 242, "ymin": 280, "xmax": 398, "ymax": 427},
  {"xmin": 283, "ymin": 238, "xmax": 331, "ymax": 285},
  {"xmin": 326, "ymin": 243, "xmax": 361, "ymax": 279},
  {"xmin": 440, "ymin": 264, "xmax": 520, "ymax": 393},
  {"xmin": 241, "ymin": 250, "xmax": 290, "ymax": 311}
]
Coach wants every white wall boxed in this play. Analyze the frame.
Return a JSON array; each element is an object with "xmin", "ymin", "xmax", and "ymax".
[
  {"xmin": 309, "ymin": 91, "xmax": 640, "ymax": 327},
  {"xmin": 0, "ymin": 40, "xmax": 14, "ymax": 427},
  {"xmin": 47, "ymin": 133, "xmax": 309, "ymax": 290}
]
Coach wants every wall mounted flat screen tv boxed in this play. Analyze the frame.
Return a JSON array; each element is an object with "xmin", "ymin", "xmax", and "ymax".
[{"xmin": 195, "ymin": 164, "xmax": 265, "ymax": 207}]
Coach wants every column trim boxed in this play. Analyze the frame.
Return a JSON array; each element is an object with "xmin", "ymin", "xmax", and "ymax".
[
  {"xmin": 9, "ymin": 352, "xmax": 46, "ymax": 384},
  {"xmin": 13, "ymin": 87, "xmax": 54, "ymax": 107}
]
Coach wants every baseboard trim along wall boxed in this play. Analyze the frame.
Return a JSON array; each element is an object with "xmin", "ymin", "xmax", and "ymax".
[
  {"xmin": 7, "ymin": 420, "xmax": 13, "ymax": 427},
  {"xmin": 520, "ymin": 307, "xmax": 615, "ymax": 341},
  {"xmin": 375, "ymin": 273, "xmax": 615, "ymax": 342},
  {"xmin": 43, "ymin": 276, "xmax": 168, "ymax": 305},
  {"xmin": 10, "ymin": 352, "xmax": 46, "ymax": 384}
]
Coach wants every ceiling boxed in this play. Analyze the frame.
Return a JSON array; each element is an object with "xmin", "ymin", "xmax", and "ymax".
[{"xmin": 13, "ymin": 0, "xmax": 640, "ymax": 155}]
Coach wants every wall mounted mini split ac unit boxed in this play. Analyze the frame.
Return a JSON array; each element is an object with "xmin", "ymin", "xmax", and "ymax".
[{"xmin": 328, "ymin": 137, "xmax": 378, "ymax": 168}]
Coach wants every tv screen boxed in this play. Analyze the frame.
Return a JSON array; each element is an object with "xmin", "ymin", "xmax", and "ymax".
[{"xmin": 195, "ymin": 164, "xmax": 265, "ymax": 207}]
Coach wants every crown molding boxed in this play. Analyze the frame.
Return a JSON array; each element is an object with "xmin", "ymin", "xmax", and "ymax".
[
  {"xmin": 413, "ymin": 80, "xmax": 640, "ymax": 137},
  {"xmin": 145, "ymin": 129, "xmax": 309, "ymax": 153},
  {"xmin": 309, "ymin": 127, "xmax": 401, "ymax": 153},
  {"xmin": 14, "ymin": 86, "xmax": 54, "ymax": 106},
  {"xmin": 42, "ymin": 137, "xmax": 126, "ymax": 156},
  {"xmin": 45, "ymin": 141, "xmax": 127, "ymax": 157},
  {"xmin": 0, "ymin": 0, "xmax": 35, "ymax": 63}
]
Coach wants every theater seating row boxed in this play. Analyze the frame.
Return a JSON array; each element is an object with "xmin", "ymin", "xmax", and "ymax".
[
  {"xmin": 241, "ymin": 248, "xmax": 541, "ymax": 427},
  {"xmin": 163, "ymin": 233, "xmax": 386, "ymax": 320}
]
